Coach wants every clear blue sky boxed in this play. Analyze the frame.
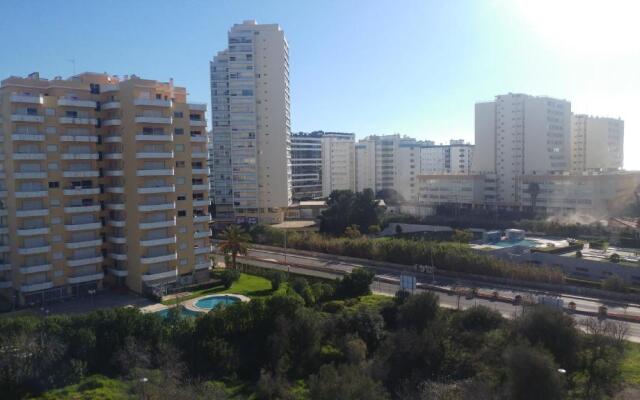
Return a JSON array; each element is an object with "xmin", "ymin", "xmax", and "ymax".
[{"xmin": 1, "ymin": 0, "xmax": 638, "ymax": 168}]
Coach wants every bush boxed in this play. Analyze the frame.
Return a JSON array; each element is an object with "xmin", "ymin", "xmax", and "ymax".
[
  {"xmin": 609, "ymin": 253, "xmax": 621, "ymax": 263},
  {"xmin": 602, "ymin": 275, "xmax": 628, "ymax": 293},
  {"xmin": 219, "ymin": 269, "xmax": 241, "ymax": 289},
  {"xmin": 322, "ymin": 300, "xmax": 345, "ymax": 314},
  {"xmin": 368, "ymin": 225, "xmax": 381, "ymax": 234},
  {"xmin": 269, "ymin": 271, "xmax": 285, "ymax": 291},
  {"xmin": 336, "ymin": 268, "xmax": 375, "ymax": 298}
]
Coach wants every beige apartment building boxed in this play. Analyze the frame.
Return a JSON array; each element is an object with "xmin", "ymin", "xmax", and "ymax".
[{"xmin": 0, "ymin": 72, "xmax": 211, "ymax": 305}]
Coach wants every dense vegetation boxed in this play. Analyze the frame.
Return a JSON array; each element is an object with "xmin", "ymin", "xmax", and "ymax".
[
  {"xmin": 318, "ymin": 189, "xmax": 381, "ymax": 235},
  {"xmin": 250, "ymin": 225, "xmax": 564, "ymax": 284},
  {"xmin": 0, "ymin": 274, "xmax": 630, "ymax": 400}
]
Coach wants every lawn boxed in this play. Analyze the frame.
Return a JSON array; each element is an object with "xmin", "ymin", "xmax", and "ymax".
[
  {"xmin": 621, "ymin": 342, "xmax": 640, "ymax": 385},
  {"xmin": 162, "ymin": 273, "xmax": 287, "ymax": 305},
  {"xmin": 36, "ymin": 375, "xmax": 133, "ymax": 400}
]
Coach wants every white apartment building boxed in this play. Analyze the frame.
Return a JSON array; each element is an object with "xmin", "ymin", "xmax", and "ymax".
[
  {"xmin": 571, "ymin": 114, "xmax": 624, "ymax": 173},
  {"xmin": 420, "ymin": 140, "xmax": 473, "ymax": 175},
  {"xmin": 321, "ymin": 132, "xmax": 355, "ymax": 197},
  {"xmin": 291, "ymin": 132, "xmax": 323, "ymax": 200},
  {"xmin": 210, "ymin": 20, "xmax": 291, "ymax": 225},
  {"xmin": 473, "ymin": 93, "xmax": 571, "ymax": 205}
]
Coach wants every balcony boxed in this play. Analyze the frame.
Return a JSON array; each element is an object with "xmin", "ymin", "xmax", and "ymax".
[
  {"xmin": 140, "ymin": 236, "xmax": 176, "ymax": 247},
  {"xmin": 136, "ymin": 168, "xmax": 174, "ymax": 176},
  {"xmin": 194, "ymin": 230, "xmax": 210, "ymax": 239},
  {"xmin": 142, "ymin": 269, "xmax": 177, "ymax": 282},
  {"xmin": 193, "ymin": 215, "xmax": 212, "ymax": 223},
  {"xmin": 194, "ymin": 246, "xmax": 213, "ymax": 255},
  {"xmin": 61, "ymin": 152, "xmax": 99, "ymax": 160},
  {"xmin": 0, "ymin": 263, "xmax": 11, "ymax": 272},
  {"xmin": 136, "ymin": 151, "xmax": 174, "ymax": 159},
  {"xmin": 0, "ymin": 281, "xmax": 12, "ymax": 289},
  {"xmin": 60, "ymin": 135, "xmax": 99, "ymax": 142},
  {"xmin": 14, "ymin": 172, "xmax": 47, "ymax": 179},
  {"xmin": 190, "ymin": 135, "xmax": 207, "ymax": 142},
  {"xmin": 192, "ymin": 152, "xmax": 207, "ymax": 159},
  {"xmin": 102, "ymin": 101, "xmax": 121, "ymax": 110},
  {"xmin": 59, "ymin": 117, "xmax": 98, "ymax": 125},
  {"xmin": 104, "ymin": 152, "xmax": 123, "ymax": 159},
  {"xmin": 102, "ymin": 84, "xmax": 119, "ymax": 92},
  {"xmin": 108, "ymin": 268, "xmax": 128, "ymax": 277},
  {"xmin": 63, "ymin": 170, "xmax": 100, "ymax": 178},
  {"xmin": 18, "ymin": 245, "xmax": 51, "ymax": 255},
  {"xmin": 16, "ymin": 208, "xmax": 49, "ymax": 217},
  {"xmin": 139, "ymin": 218, "xmax": 176, "ymax": 230},
  {"xmin": 192, "ymin": 199, "xmax": 209, "ymax": 207},
  {"xmin": 134, "ymin": 116, "xmax": 172, "ymax": 124},
  {"xmin": 66, "ymin": 238, "xmax": 102, "ymax": 249},
  {"xmin": 195, "ymin": 260, "xmax": 213, "ymax": 270},
  {"xmin": 106, "ymin": 186, "xmax": 124, "ymax": 194},
  {"xmin": 136, "ymin": 133, "xmax": 173, "ymax": 141},
  {"xmin": 104, "ymin": 169, "xmax": 124, "ymax": 176},
  {"xmin": 138, "ymin": 202, "xmax": 175, "ymax": 212},
  {"xmin": 64, "ymin": 204, "xmax": 100, "ymax": 214},
  {"xmin": 192, "ymin": 184, "xmax": 209, "ymax": 191},
  {"xmin": 107, "ymin": 236, "xmax": 127, "ymax": 244},
  {"xmin": 20, "ymin": 281, "xmax": 54, "ymax": 293},
  {"xmin": 57, "ymin": 98, "xmax": 97, "ymax": 108},
  {"xmin": 10, "ymin": 94, "xmax": 43, "ymax": 104},
  {"xmin": 108, "ymin": 219, "xmax": 126, "ymax": 227},
  {"xmin": 64, "ymin": 187, "xmax": 100, "ymax": 196},
  {"xmin": 0, "ymin": 245, "xmax": 9, "ymax": 253},
  {"xmin": 192, "ymin": 168, "xmax": 209, "ymax": 175},
  {"xmin": 67, "ymin": 255, "xmax": 104, "ymax": 267},
  {"xmin": 11, "ymin": 114, "xmax": 44, "ymax": 123},
  {"xmin": 16, "ymin": 190, "xmax": 49, "ymax": 199},
  {"xmin": 13, "ymin": 153, "xmax": 46, "ymax": 160},
  {"xmin": 189, "ymin": 119, "xmax": 207, "ymax": 127},
  {"xmin": 68, "ymin": 272, "xmax": 104, "ymax": 284},
  {"xmin": 188, "ymin": 103, "xmax": 207, "ymax": 111},
  {"xmin": 134, "ymin": 98, "xmax": 172, "ymax": 107},
  {"xmin": 103, "ymin": 119, "xmax": 121, "ymax": 126},
  {"xmin": 12, "ymin": 133, "xmax": 45, "ymax": 141},
  {"xmin": 17, "ymin": 227, "xmax": 50, "ymax": 236},
  {"xmin": 106, "ymin": 202, "xmax": 124, "ymax": 210},
  {"xmin": 20, "ymin": 263, "xmax": 52, "ymax": 274},
  {"xmin": 141, "ymin": 252, "xmax": 178, "ymax": 264},
  {"xmin": 104, "ymin": 135, "xmax": 122, "ymax": 143},
  {"xmin": 137, "ymin": 185, "xmax": 175, "ymax": 194},
  {"xmin": 64, "ymin": 221, "xmax": 102, "ymax": 231},
  {"xmin": 109, "ymin": 252, "xmax": 127, "ymax": 261}
]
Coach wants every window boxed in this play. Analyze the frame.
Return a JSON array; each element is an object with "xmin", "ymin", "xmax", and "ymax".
[
  {"xmin": 175, "ymin": 144, "xmax": 184, "ymax": 152},
  {"xmin": 47, "ymin": 162, "xmax": 58, "ymax": 170},
  {"xmin": 175, "ymin": 161, "xmax": 185, "ymax": 168},
  {"xmin": 48, "ymin": 181, "xmax": 60, "ymax": 188},
  {"xmin": 51, "ymin": 217, "xmax": 62, "ymax": 225},
  {"xmin": 177, "ymin": 177, "xmax": 186, "ymax": 185},
  {"xmin": 50, "ymin": 199, "xmax": 60, "ymax": 206},
  {"xmin": 179, "ymin": 227, "xmax": 187, "ymax": 233},
  {"xmin": 47, "ymin": 144, "xmax": 58, "ymax": 152},
  {"xmin": 180, "ymin": 258, "xmax": 188, "ymax": 266},
  {"xmin": 177, "ymin": 195, "xmax": 186, "ymax": 201},
  {"xmin": 174, "ymin": 111, "xmax": 183, "ymax": 118},
  {"xmin": 46, "ymin": 126, "xmax": 57, "ymax": 134},
  {"xmin": 178, "ymin": 210, "xmax": 186, "ymax": 217},
  {"xmin": 175, "ymin": 128, "xmax": 184, "ymax": 135},
  {"xmin": 53, "ymin": 252, "xmax": 63, "ymax": 260},
  {"xmin": 45, "ymin": 108, "xmax": 55, "ymax": 116},
  {"xmin": 52, "ymin": 235, "xmax": 62, "ymax": 243},
  {"xmin": 179, "ymin": 243, "xmax": 187, "ymax": 250}
]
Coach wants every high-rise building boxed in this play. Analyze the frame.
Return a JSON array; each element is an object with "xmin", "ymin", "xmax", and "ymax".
[
  {"xmin": 210, "ymin": 20, "xmax": 291, "ymax": 225},
  {"xmin": 320, "ymin": 132, "xmax": 355, "ymax": 197},
  {"xmin": 473, "ymin": 93, "xmax": 571, "ymax": 205},
  {"xmin": 0, "ymin": 72, "xmax": 212, "ymax": 304},
  {"xmin": 420, "ymin": 140, "xmax": 473, "ymax": 175},
  {"xmin": 571, "ymin": 114, "xmax": 624, "ymax": 173},
  {"xmin": 291, "ymin": 132, "xmax": 323, "ymax": 200}
]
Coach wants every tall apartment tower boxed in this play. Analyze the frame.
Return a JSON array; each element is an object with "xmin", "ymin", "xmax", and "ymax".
[
  {"xmin": 473, "ymin": 94, "xmax": 571, "ymax": 205},
  {"xmin": 320, "ymin": 132, "xmax": 355, "ymax": 197},
  {"xmin": 420, "ymin": 140, "xmax": 474, "ymax": 175},
  {"xmin": 0, "ymin": 72, "xmax": 211, "ymax": 304},
  {"xmin": 210, "ymin": 20, "xmax": 292, "ymax": 225},
  {"xmin": 571, "ymin": 114, "xmax": 624, "ymax": 173},
  {"xmin": 291, "ymin": 132, "xmax": 323, "ymax": 200}
]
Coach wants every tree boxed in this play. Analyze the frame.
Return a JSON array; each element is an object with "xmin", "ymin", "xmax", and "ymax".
[
  {"xmin": 396, "ymin": 292, "xmax": 439, "ymax": 333},
  {"xmin": 319, "ymin": 190, "xmax": 356, "ymax": 235},
  {"xmin": 451, "ymin": 229, "xmax": 473, "ymax": 243},
  {"xmin": 337, "ymin": 268, "xmax": 375, "ymax": 298},
  {"xmin": 269, "ymin": 271, "xmax": 285, "ymax": 291},
  {"xmin": 527, "ymin": 182, "xmax": 541, "ymax": 209},
  {"xmin": 308, "ymin": 363, "xmax": 390, "ymax": 400},
  {"xmin": 395, "ymin": 224, "xmax": 403, "ymax": 235},
  {"xmin": 375, "ymin": 189, "xmax": 405, "ymax": 206},
  {"xmin": 344, "ymin": 225, "xmax": 362, "ymax": 239},
  {"xmin": 350, "ymin": 189, "xmax": 380, "ymax": 233},
  {"xmin": 609, "ymin": 253, "xmax": 621, "ymax": 263},
  {"xmin": 503, "ymin": 345, "xmax": 565, "ymax": 400},
  {"xmin": 602, "ymin": 275, "xmax": 628, "ymax": 293},
  {"xmin": 368, "ymin": 225, "xmax": 381, "ymax": 234},
  {"xmin": 219, "ymin": 269, "xmax": 240, "ymax": 289},
  {"xmin": 218, "ymin": 225, "xmax": 251, "ymax": 270}
]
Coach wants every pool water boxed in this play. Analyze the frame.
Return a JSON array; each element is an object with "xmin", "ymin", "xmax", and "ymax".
[
  {"xmin": 195, "ymin": 295, "xmax": 239, "ymax": 310},
  {"xmin": 491, "ymin": 239, "xmax": 539, "ymax": 248},
  {"xmin": 155, "ymin": 307, "xmax": 200, "ymax": 318}
]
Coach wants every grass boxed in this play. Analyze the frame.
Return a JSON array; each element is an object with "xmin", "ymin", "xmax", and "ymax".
[
  {"xmin": 162, "ymin": 272, "xmax": 288, "ymax": 305},
  {"xmin": 621, "ymin": 342, "xmax": 640, "ymax": 385},
  {"xmin": 35, "ymin": 375, "xmax": 133, "ymax": 400}
]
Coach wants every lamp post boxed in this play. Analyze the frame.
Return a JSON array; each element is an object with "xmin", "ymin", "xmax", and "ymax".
[{"xmin": 140, "ymin": 377, "xmax": 148, "ymax": 400}]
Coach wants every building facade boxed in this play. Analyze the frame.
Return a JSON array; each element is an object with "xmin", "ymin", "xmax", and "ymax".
[
  {"xmin": 571, "ymin": 114, "xmax": 624, "ymax": 173},
  {"xmin": 320, "ymin": 132, "xmax": 355, "ymax": 197},
  {"xmin": 210, "ymin": 20, "xmax": 292, "ymax": 225},
  {"xmin": 0, "ymin": 72, "xmax": 211, "ymax": 304},
  {"xmin": 291, "ymin": 132, "xmax": 323, "ymax": 200},
  {"xmin": 420, "ymin": 140, "xmax": 473, "ymax": 175}
]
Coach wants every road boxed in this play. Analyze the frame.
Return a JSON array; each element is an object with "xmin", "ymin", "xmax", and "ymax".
[{"xmin": 240, "ymin": 247, "xmax": 640, "ymax": 343}]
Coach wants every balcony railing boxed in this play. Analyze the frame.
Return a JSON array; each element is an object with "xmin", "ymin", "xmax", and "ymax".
[
  {"xmin": 11, "ymin": 114, "xmax": 44, "ymax": 123},
  {"xmin": 136, "ymin": 168, "xmax": 174, "ymax": 176},
  {"xmin": 102, "ymin": 101, "xmax": 121, "ymax": 110},
  {"xmin": 141, "ymin": 252, "xmax": 178, "ymax": 264},
  {"xmin": 141, "ymin": 268, "xmax": 177, "ymax": 282},
  {"xmin": 67, "ymin": 272, "xmax": 104, "ymax": 284},
  {"xmin": 188, "ymin": 103, "xmax": 207, "ymax": 111},
  {"xmin": 16, "ymin": 208, "xmax": 49, "ymax": 217},
  {"xmin": 57, "ymin": 98, "xmax": 97, "ymax": 108},
  {"xmin": 103, "ymin": 119, "xmax": 122, "ymax": 126},
  {"xmin": 134, "ymin": 115, "xmax": 172, "ymax": 124},
  {"xmin": 64, "ymin": 204, "xmax": 100, "ymax": 213},
  {"xmin": 137, "ymin": 185, "xmax": 175, "ymax": 194},
  {"xmin": 20, "ymin": 263, "xmax": 52, "ymax": 274},
  {"xmin": 59, "ymin": 117, "xmax": 98, "ymax": 125},
  {"xmin": 136, "ymin": 133, "xmax": 173, "ymax": 141},
  {"xmin": 10, "ymin": 94, "xmax": 43, "ymax": 104},
  {"xmin": 13, "ymin": 153, "xmax": 46, "ymax": 160},
  {"xmin": 67, "ymin": 255, "xmax": 103, "ymax": 267},
  {"xmin": 140, "ymin": 236, "xmax": 177, "ymax": 247},
  {"xmin": 104, "ymin": 135, "xmax": 122, "ymax": 143},
  {"xmin": 66, "ymin": 238, "xmax": 103, "ymax": 249},
  {"xmin": 63, "ymin": 187, "xmax": 100, "ymax": 196},
  {"xmin": 195, "ymin": 260, "xmax": 213, "ymax": 270},
  {"xmin": 138, "ymin": 202, "xmax": 175, "ymax": 212},
  {"xmin": 12, "ymin": 133, "xmax": 45, "ymax": 141},
  {"xmin": 18, "ymin": 244, "xmax": 51, "ymax": 255},
  {"xmin": 136, "ymin": 151, "xmax": 174, "ymax": 159},
  {"xmin": 17, "ymin": 227, "xmax": 50, "ymax": 236},
  {"xmin": 14, "ymin": 172, "xmax": 47, "ymax": 179},
  {"xmin": 64, "ymin": 221, "xmax": 102, "ymax": 231},
  {"xmin": 189, "ymin": 119, "xmax": 207, "ymax": 127},
  {"xmin": 139, "ymin": 218, "xmax": 176, "ymax": 229},
  {"xmin": 20, "ymin": 281, "xmax": 54, "ymax": 293},
  {"xmin": 61, "ymin": 153, "xmax": 99, "ymax": 160},
  {"xmin": 60, "ymin": 135, "xmax": 99, "ymax": 142},
  {"xmin": 134, "ymin": 98, "xmax": 172, "ymax": 107},
  {"xmin": 62, "ymin": 170, "xmax": 100, "ymax": 178}
]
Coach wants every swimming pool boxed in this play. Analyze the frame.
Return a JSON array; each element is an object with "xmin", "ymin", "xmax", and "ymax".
[
  {"xmin": 194, "ymin": 295, "xmax": 240, "ymax": 310},
  {"xmin": 155, "ymin": 306, "xmax": 200, "ymax": 318},
  {"xmin": 490, "ymin": 239, "xmax": 540, "ymax": 248}
]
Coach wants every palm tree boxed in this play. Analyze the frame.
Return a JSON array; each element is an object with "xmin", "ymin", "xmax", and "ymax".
[{"xmin": 218, "ymin": 225, "xmax": 251, "ymax": 270}]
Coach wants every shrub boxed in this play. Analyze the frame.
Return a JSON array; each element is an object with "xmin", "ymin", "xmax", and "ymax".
[
  {"xmin": 219, "ymin": 269, "xmax": 240, "ymax": 289},
  {"xmin": 368, "ymin": 225, "xmax": 381, "ymax": 234},
  {"xmin": 602, "ymin": 275, "xmax": 628, "ymax": 293},
  {"xmin": 269, "ymin": 271, "xmax": 285, "ymax": 291},
  {"xmin": 609, "ymin": 253, "xmax": 621, "ymax": 263},
  {"xmin": 337, "ymin": 268, "xmax": 375, "ymax": 298}
]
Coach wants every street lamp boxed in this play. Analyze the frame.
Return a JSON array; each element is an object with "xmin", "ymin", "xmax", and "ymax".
[{"xmin": 140, "ymin": 377, "xmax": 148, "ymax": 400}]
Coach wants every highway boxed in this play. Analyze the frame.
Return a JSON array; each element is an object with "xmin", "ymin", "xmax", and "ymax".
[{"xmin": 238, "ymin": 247, "xmax": 640, "ymax": 342}]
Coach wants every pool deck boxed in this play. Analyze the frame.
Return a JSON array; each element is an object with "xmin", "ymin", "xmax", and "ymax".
[
  {"xmin": 140, "ymin": 303, "xmax": 169, "ymax": 314},
  {"xmin": 182, "ymin": 293, "xmax": 250, "ymax": 314}
]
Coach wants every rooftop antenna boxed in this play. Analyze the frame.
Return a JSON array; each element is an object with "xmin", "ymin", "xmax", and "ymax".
[{"xmin": 67, "ymin": 58, "xmax": 76, "ymax": 75}]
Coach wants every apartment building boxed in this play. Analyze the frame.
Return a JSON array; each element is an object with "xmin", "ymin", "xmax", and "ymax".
[
  {"xmin": 474, "ymin": 93, "xmax": 572, "ymax": 205},
  {"xmin": 420, "ymin": 140, "xmax": 473, "ymax": 175},
  {"xmin": 210, "ymin": 20, "xmax": 292, "ymax": 225},
  {"xmin": 321, "ymin": 132, "xmax": 355, "ymax": 197},
  {"xmin": 291, "ymin": 132, "xmax": 323, "ymax": 200},
  {"xmin": 0, "ymin": 72, "xmax": 211, "ymax": 304},
  {"xmin": 571, "ymin": 114, "xmax": 624, "ymax": 173}
]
